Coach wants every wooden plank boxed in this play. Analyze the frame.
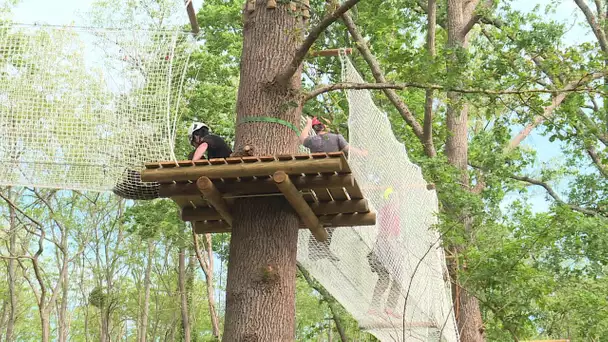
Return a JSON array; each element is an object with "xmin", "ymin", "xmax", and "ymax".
[
  {"xmin": 182, "ymin": 206, "xmax": 222, "ymax": 221},
  {"xmin": 345, "ymin": 179, "xmax": 364, "ymax": 200},
  {"xmin": 319, "ymin": 212, "xmax": 376, "ymax": 227},
  {"xmin": 197, "ymin": 177, "xmax": 233, "ymax": 226},
  {"xmin": 193, "ymin": 221, "xmax": 231, "ymax": 234},
  {"xmin": 313, "ymin": 188, "xmax": 333, "ymax": 202},
  {"xmin": 145, "ymin": 162, "xmax": 161, "ymax": 169},
  {"xmin": 273, "ymin": 171, "xmax": 328, "ymax": 241},
  {"xmin": 259, "ymin": 155, "xmax": 276, "ymax": 162},
  {"xmin": 158, "ymin": 174, "xmax": 355, "ymax": 197},
  {"xmin": 310, "ymin": 199, "xmax": 369, "ymax": 215},
  {"xmin": 294, "ymin": 154, "xmax": 311, "ymax": 160},
  {"xmin": 183, "ymin": 199, "xmax": 369, "ymax": 221},
  {"xmin": 141, "ymin": 157, "xmax": 345, "ymax": 183},
  {"xmin": 225, "ymin": 157, "xmax": 244, "ymax": 164},
  {"xmin": 328, "ymin": 187, "xmax": 348, "ymax": 201},
  {"xmin": 277, "ymin": 154, "xmax": 294, "ymax": 161},
  {"xmin": 193, "ymin": 159, "xmax": 210, "ymax": 166},
  {"xmin": 209, "ymin": 158, "xmax": 227, "ymax": 165},
  {"xmin": 178, "ymin": 160, "xmax": 194, "ymax": 167},
  {"xmin": 242, "ymin": 156, "xmax": 260, "ymax": 163},
  {"xmin": 159, "ymin": 161, "xmax": 179, "ymax": 168}
]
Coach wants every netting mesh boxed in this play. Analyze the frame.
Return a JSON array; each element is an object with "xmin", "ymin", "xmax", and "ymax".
[
  {"xmin": 296, "ymin": 55, "xmax": 459, "ymax": 342},
  {"xmin": 0, "ymin": 23, "xmax": 192, "ymax": 198}
]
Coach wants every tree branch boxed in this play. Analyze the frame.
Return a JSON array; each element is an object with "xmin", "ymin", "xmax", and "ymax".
[
  {"xmin": 297, "ymin": 262, "xmax": 348, "ymax": 342},
  {"xmin": 574, "ymin": 0, "xmax": 608, "ymax": 52},
  {"xmin": 506, "ymin": 173, "xmax": 605, "ymax": 217},
  {"xmin": 587, "ymin": 145, "xmax": 608, "ymax": 178},
  {"xmin": 424, "ymin": 0, "xmax": 437, "ymax": 153},
  {"xmin": 275, "ymin": 0, "xmax": 362, "ymax": 85},
  {"xmin": 341, "ymin": 11, "xmax": 437, "ymax": 157},
  {"xmin": 0, "ymin": 192, "xmax": 43, "ymax": 228},
  {"xmin": 506, "ymin": 71, "xmax": 608, "ymax": 151},
  {"xmin": 302, "ymin": 81, "xmax": 604, "ymax": 102}
]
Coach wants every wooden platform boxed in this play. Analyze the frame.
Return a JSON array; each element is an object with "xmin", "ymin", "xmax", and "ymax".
[{"xmin": 141, "ymin": 152, "xmax": 375, "ymax": 241}]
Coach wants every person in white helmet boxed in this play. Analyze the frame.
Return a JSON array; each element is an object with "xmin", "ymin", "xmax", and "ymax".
[{"xmin": 187, "ymin": 122, "xmax": 232, "ymax": 160}]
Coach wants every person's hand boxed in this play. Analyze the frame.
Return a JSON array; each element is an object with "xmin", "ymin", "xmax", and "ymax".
[{"xmin": 306, "ymin": 117, "xmax": 312, "ymax": 126}]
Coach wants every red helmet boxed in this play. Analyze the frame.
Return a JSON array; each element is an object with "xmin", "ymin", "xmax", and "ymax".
[{"xmin": 312, "ymin": 117, "xmax": 323, "ymax": 125}]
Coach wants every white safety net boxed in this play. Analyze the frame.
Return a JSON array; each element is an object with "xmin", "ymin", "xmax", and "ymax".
[
  {"xmin": 0, "ymin": 23, "xmax": 192, "ymax": 199},
  {"xmin": 296, "ymin": 55, "xmax": 459, "ymax": 342}
]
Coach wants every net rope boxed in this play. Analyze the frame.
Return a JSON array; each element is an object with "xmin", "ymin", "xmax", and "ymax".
[
  {"xmin": 0, "ymin": 23, "xmax": 192, "ymax": 198},
  {"xmin": 296, "ymin": 54, "xmax": 459, "ymax": 342},
  {"xmin": 0, "ymin": 21, "xmax": 458, "ymax": 341}
]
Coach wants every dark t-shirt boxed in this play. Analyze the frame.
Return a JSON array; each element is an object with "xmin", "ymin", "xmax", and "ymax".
[
  {"xmin": 303, "ymin": 133, "xmax": 348, "ymax": 153},
  {"xmin": 189, "ymin": 134, "xmax": 232, "ymax": 160}
]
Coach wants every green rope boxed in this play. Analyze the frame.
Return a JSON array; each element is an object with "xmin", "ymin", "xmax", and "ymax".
[{"xmin": 238, "ymin": 116, "xmax": 301, "ymax": 135}]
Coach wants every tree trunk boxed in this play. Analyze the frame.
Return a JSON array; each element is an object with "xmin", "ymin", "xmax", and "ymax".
[
  {"xmin": 446, "ymin": 0, "xmax": 485, "ymax": 340},
  {"xmin": 204, "ymin": 233, "xmax": 221, "ymax": 339},
  {"xmin": 5, "ymin": 189, "xmax": 17, "ymax": 342},
  {"xmin": 40, "ymin": 312, "xmax": 50, "ymax": 342},
  {"xmin": 58, "ymin": 230, "xmax": 70, "ymax": 342},
  {"xmin": 221, "ymin": 2, "xmax": 305, "ymax": 341},
  {"xmin": 140, "ymin": 240, "xmax": 154, "ymax": 342},
  {"xmin": 186, "ymin": 251, "xmax": 197, "ymax": 342},
  {"xmin": 178, "ymin": 247, "xmax": 191, "ymax": 342}
]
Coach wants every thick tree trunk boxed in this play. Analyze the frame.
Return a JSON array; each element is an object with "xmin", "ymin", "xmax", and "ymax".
[
  {"xmin": 446, "ymin": 0, "xmax": 485, "ymax": 340},
  {"xmin": 178, "ymin": 247, "xmax": 191, "ymax": 342},
  {"xmin": 5, "ymin": 190, "xmax": 17, "ymax": 342},
  {"xmin": 222, "ymin": 2, "xmax": 304, "ymax": 340},
  {"xmin": 140, "ymin": 240, "xmax": 154, "ymax": 342}
]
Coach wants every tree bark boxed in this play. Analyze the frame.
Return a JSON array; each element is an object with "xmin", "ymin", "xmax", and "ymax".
[
  {"xmin": 140, "ymin": 240, "xmax": 154, "ymax": 342},
  {"xmin": 446, "ymin": 0, "xmax": 485, "ymax": 340},
  {"xmin": 222, "ymin": 4, "xmax": 306, "ymax": 340},
  {"xmin": 40, "ymin": 314, "xmax": 50, "ymax": 342},
  {"xmin": 5, "ymin": 189, "xmax": 17, "ymax": 342},
  {"xmin": 178, "ymin": 247, "xmax": 191, "ymax": 342}
]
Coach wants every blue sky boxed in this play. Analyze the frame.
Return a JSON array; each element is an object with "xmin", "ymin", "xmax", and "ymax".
[{"xmin": 9, "ymin": 0, "xmax": 593, "ymax": 213}]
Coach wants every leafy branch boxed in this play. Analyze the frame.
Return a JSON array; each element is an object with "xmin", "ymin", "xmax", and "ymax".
[
  {"xmin": 302, "ymin": 81, "xmax": 605, "ymax": 103},
  {"xmin": 275, "ymin": 0, "xmax": 362, "ymax": 85}
]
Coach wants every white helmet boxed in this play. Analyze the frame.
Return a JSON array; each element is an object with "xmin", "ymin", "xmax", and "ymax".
[{"xmin": 188, "ymin": 122, "xmax": 209, "ymax": 142}]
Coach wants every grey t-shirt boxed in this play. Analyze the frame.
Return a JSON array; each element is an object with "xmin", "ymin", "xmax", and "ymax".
[{"xmin": 303, "ymin": 133, "xmax": 348, "ymax": 153}]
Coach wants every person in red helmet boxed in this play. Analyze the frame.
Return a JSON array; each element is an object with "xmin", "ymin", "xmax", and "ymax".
[
  {"xmin": 300, "ymin": 116, "xmax": 350, "ymax": 154},
  {"xmin": 300, "ymin": 116, "xmax": 366, "ymax": 263}
]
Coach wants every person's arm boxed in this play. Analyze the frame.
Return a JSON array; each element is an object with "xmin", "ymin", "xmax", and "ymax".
[
  {"xmin": 338, "ymin": 135, "xmax": 368, "ymax": 156},
  {"xmin": 299, "ymin": 117, "xmax": 313, "ymax": 144},
  {"xmin": 192, "ymin": 142, "xmax": 209, "ymax": 160}
]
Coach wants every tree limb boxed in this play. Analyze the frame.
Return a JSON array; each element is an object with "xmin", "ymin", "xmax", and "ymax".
[
  {"xmin": 424, "ymin": 0, "xmax": 437, "ymax": 154},
  {"xmin": 275, "ymin": 0, "xmax": 362, "ymax": 85},
  {"xmin": 303, "ymin": 81, "xmax": 604, "ymax": 102},
  {"xmin": 506, "ymin": 71, "xmax": 608, "ymax": 151},
  {"xmin": 587, "ymin": 145, "xmax": 608, "ymax": 178},
  {"xmin": 0, "ymin": 192, "xmax": 43, "ymax": 228},
  {"xmin": 574, "ymin": 0, "xmax": 608, "ymax": 52},
  {"xmin": 341, "ymin": 11, "xmax": 437, "ymax": 157},
  {"xmin": 297, "ymin": 262, "xmax": 348, "ymax": 342},
  {"xmin": 505, "ymin": 173, "xmax": 605, "ymax": 217}
]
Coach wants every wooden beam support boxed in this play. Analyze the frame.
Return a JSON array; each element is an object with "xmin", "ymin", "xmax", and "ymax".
[
  {"xmin": 183, "ymin": 199, "xmax": 369, "ymax": 221},
  {"xmin": 158, "ymin": 173, "xmax": 355, "ymax": 197},
  {"xmin": 142, "ymin": 157, "xmax": 345, "ymax": 183},
  {"xmin": 273, "ymin": 171, "xmax": 328, "ymax": 241},
  {"xmin": 192, "ymin": 211, "xmax": 376, "ymax": 234},
  {"xmin": 319, "ymin": 212, "xmax": 376, "ymax": 227},
  {"xmin": 309, "ymin": 48, "xmax": 353, "ymax": 57},
  {"xmin": 310, "ymin": 199, "xmax": 369, "ymax": 215},
  {"xmin": 182, "ymin": 206, "xmax": 222, "ymax": 221},
  {"xmin": 193, "ymin": 221, "xmax": 231, "ymax": 234},
  {"xmin": 196, "ymin": 177, "xmax": 233, "ymax": 227}
]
